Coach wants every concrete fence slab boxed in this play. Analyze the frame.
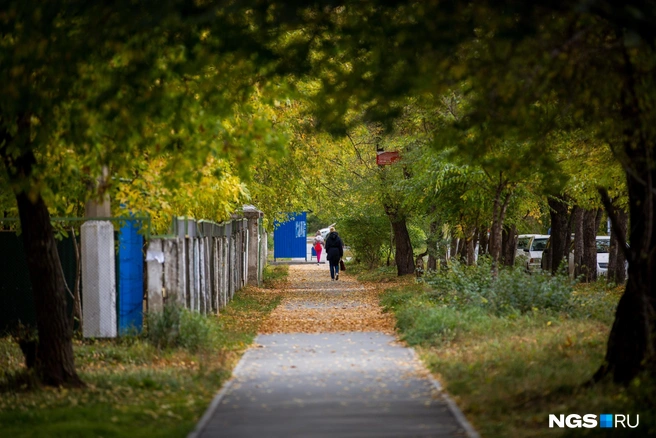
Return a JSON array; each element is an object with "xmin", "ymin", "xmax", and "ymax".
[
  {"xmin": 146, "ymin": 239, "xmax": 164, "ymax": 313},
  {"xmin": 81, "ymin": 221, "xmax": 117, "ymax": 338}
]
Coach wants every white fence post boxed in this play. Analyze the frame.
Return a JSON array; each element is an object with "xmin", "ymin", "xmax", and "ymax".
[
  {"xmin": 163, "ymin": 239, "xmax": 180, "ymax": 306},
  {"xmin": 146, "ymin": 239, "xmax": 164, "ymax": 313},
  {"xmin": 81, "ymin": 221, "xmax": 117, "ymax": 338},
  {"xmin": 178, "ymin": 237, "xmax": 187, "ymax": 307},
  {"xmin": 212, "ymin": 237, "xmax": 219, "ymax": 314}
]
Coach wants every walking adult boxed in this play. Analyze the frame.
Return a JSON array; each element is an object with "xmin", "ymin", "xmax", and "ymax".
[
  {"xmin": 324, "ymin": 226, "xmax": 344, "ymax": 280},
  {"xmin": 313, "ymin": 231, "xmax": 324, "ymax": 265}
]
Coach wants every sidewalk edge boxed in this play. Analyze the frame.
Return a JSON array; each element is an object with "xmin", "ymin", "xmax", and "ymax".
[
  {"xmin": 187, "ymin": 348, "xmax": 253, "ymax": 438},
  {"xmin": 409, "ymin": 347, "xmax": 480, "ymax": 438}
]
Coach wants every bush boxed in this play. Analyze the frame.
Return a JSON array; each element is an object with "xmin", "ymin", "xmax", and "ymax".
[
  {"xmin": 355, "ymin": 265, "xmax": 399, "ymax": 282},
  {"xmin": 423, "ymin": 258, "xmax": 574, "ymax": 315},
  {"xmin": 146, "ymin": 305, "xmax": 214, "ymax": 352},
  {"xmin": 396, "ymin": 306, "xmax": 489, "ymax": 345},
  {"xmin": 381, "ymin": 286, "xmax": 492, "ymax": 346},
  {"xmin": 178, "ymin": 310, "xmax": 212, "ymax": 352},
  {"xmin": 339, "ymin": 214, "xmax": 390, "ymax": 268},
  {"xmin": 145, "ymin": 305, "xmax": 181, "ymax": 350},
  {"xmin": 407, "ymin": 223, "xmax": 427, "ymax": 255},
  {"xmin": 263, "ymin": 264, "xmax": 288, "ymax": 287}
]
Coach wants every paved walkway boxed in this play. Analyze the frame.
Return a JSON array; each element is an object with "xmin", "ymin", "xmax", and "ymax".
[{"xmin": 189, "ymin": 264, "xmax": 477, "ymax": 438}]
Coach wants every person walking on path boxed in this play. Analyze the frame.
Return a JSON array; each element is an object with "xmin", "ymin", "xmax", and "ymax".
[
  {"xmin": 313, "ymin": 231, "xmax": 324, "ymax": 265},
  {"xmin": 324, "ymin": 226, "xmax": 343, "ymax": 280}
]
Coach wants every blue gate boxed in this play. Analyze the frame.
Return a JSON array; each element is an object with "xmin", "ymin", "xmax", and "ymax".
[
  {"xmin": 117, "ymin": 219, "xmax": 144, "ymax": 335},
  {"xmin": 274, "ymin": 212, "xmax": 307, "ymax": 260}
]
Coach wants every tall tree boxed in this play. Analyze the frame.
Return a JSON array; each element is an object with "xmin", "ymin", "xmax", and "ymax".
[
  {"xmin": 259, "ymin": 0, "xmax": 655, "ymax": 383},
  {"xmin": 607, "ymin": 205, "xmax": 628, "ymax": 284},
  {"xmin": 0, "ymin": 1, "xmax": 285, "ymax": 386},
  {"xmin": 547, "ymin": 195, "xmax": 570, "ymax": 274}
]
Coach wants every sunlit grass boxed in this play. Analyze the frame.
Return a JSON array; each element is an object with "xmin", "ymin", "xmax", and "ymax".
[
  {"xmin": 262, "ymin": 263, "xmax": 289, "ymax": 288},
  {"xmin": 352, "ymin": 264, "xmax": 406, "ymax": 283},
  {"xmin": 378, "ymin": 271, "xmax": 655, "ymax": 437},
  {"xmin": 0, "ymin": 273, "xmax": 284, "ymax": 438}
]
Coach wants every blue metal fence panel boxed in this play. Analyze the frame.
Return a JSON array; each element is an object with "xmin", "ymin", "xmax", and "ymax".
[
  {"xmin": 118, "ymin": 220, "xmax": 144, "ymax": 335},
  {"xmin": 273, "ymin": 212, "xmax": 307, "ymax": 259}
]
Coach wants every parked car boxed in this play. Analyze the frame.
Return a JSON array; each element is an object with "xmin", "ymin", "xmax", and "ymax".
[
  {"xmin": 595, "ymin": 236, "xmax": 611, "ymax": 275},
  {"xmin": 318, "ymin": 223, "xmax": 336, "ymax": 240},
  {"xmin": 540, "ymin": 234, "xmax": 573, "ymax": 272},
  {"xmin": 567, "ymin": 236, "xmax": 618, "ymax": 277},
  {"xmin": 516, "ymin": 234, "xmax": 550, "ymax": 270}
]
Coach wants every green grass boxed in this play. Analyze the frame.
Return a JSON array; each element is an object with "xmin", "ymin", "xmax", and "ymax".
[
  {"xmin": 262, "ymin": 263, "xmax": 289, "ymax": 287},
  {"xmin": 351, "ymin": 264, "xmax": 400, "ymax": 282},
  {"xmin": 0, "ymin": 279, "xmax": 284, "ymax": 438},
  {"xmin": 380, "ymin": 271, "xmax": 655, "ymax": 437}
]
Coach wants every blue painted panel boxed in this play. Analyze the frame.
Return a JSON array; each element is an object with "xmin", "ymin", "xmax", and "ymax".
[
  {"xmin": 118, "ymin": 219, "xmax": 144, "ymax": 335},
  {"xmin": 273, "ymin": 212, "xmax": 307, "ymax": 259}
]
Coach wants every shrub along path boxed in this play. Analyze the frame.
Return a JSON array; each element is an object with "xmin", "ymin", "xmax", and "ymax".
[{"xmin": 189, "ymin": 264, "xmax": 478, "ymax": 438}]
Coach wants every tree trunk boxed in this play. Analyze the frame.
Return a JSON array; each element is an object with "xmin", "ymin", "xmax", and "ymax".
[
  {"xmin": 568, "ymin": 206, "xmax": 582, "ymax": 277},
  {"xmin": 449, "ymin": 236, "xmax": 458, "ymax": 261},
  {"xmin": 456, "ymin": 235, "xmax": 465, "ymax": 261},
  {"xmin": 608, "ymin": 209, "xmax": 628, "ymax": 284},
  {"xmin": 478, "ymin": 226, "xmax": 489, "ymax": 257},
  {"xmin": 458, "ymin": 228, "xmax": 472, "ymax": 264},
  {"xmin": 71, "ymin": 228, "xmax": 83, "ymax": 334},
  {"xmin": 389, "ymin": 216, "xmax": 415, "ymax": 276},
  {"xmin": 596, "ymin": 49, "xmax": 656, "ymax": 382},
  {"xmin": 600, "ymin": 152, "xmax": 654, "ymax": 382},
  {"xmin": 581, "ymin": 209, "xmax": 598, "ymax": 283},
  {"xmin": 427, "ymin": 253, "xmax": 437, "ymax": 271},
  {"xmin": 386, "ymin": 225, "xmax": 394, "ymax": 266},
  {"xmin": 466, "ymin": 238, "xmax": 476, "ymax": 266},
  {"xmin": 489, "ymin": 177, "xmax": 513, "ymax": 275},
  {"xmin": 489, "ymin": 216, "xmax": 502, "ymax": 272},
  {"xmin": 1, "ymin": 123, "xmax": 84, "ymax": 388},
  {"xmin": 541, "ymin": 239, "xmax": 552, "ymax": 271},
  {"xmin": 16, "ymin": 191, "xmax": 84, "ymax": 387},
  {"xmin": 547, "ymin": 195, "xmax": 569, "ymax": 274},
  {"xmin": 565, "ymin": 205, "xmax": 577, "ymax": 263},
  {"xmin": 466, "ymin": 227, "xmax": 477, "ymax": 266},
  {"xmin": 427, "ymin": 219, "xmax": 438, "ymax": 271},
  {"xmin": 501, "ymin": 224, "xmax": 517, "ymax": 267},
  {"xmin": 598, "ymin": 165, "xmax": 655, "ymax": 383},
  {"xmin": 572, "ymin": 207, "xmax": 585, "ymax": 278}
]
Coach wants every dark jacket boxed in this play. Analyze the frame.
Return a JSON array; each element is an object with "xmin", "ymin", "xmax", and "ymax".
[{"xmin": 324, "ymin": 231, "xmax": 344, "ymax": 262}]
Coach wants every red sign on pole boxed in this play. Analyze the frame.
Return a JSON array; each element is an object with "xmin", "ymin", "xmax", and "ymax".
[{"xmin": 376, "ymin": 151, "xmax": 401, "ymax": 166}]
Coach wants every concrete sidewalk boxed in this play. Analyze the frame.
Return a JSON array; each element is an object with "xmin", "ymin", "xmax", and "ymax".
[{"xmin": 189, "ymin": 265, "xmax": 478, "ymax": 438}]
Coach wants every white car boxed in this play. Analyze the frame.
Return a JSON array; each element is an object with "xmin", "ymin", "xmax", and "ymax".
[
  {"xmin": 516, "ymin": 234, "xmax": 550, "ymax": 270},
  {"xmin": 318, "ymin": 223, "xmax": 336, "ymax": 240},
  {"xmin": 595, "ymin": 236, "xmax": 610, "ymax": 276},
  {"xmin": 567, "ymin": 236, "xmax": 618, "ymax": 277}
]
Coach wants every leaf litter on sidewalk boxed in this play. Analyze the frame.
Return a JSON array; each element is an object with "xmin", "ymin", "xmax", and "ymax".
[{"xmin": 259, "ymin": 264, "xmax": 396, "ymax": 334}]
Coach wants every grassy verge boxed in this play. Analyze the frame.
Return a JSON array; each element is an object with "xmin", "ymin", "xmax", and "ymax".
[
  {"xmin": 351, "ymin": 264, "xmax": 400, "ymax": 283},
  {"xmin": 262, "ymin": 263, "xmax": 289, "ymax": 288},
  {"xmin": 373, "ymin": 263, "xmax": 654, "ymax": 437},
  {"xmin": 0, "ymin": 265, "xmax": 285, "ymax": 438}
]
